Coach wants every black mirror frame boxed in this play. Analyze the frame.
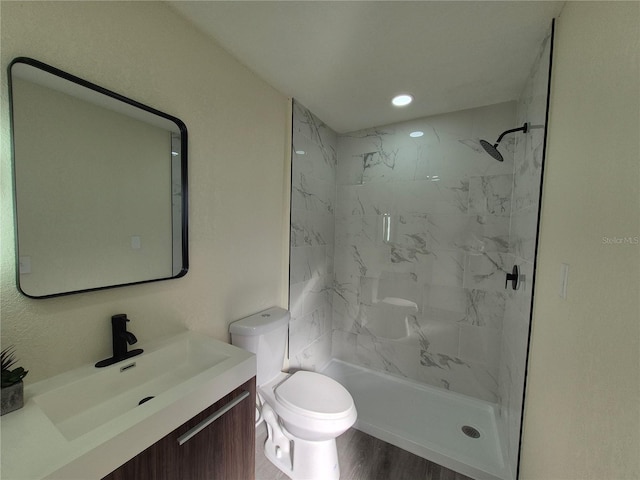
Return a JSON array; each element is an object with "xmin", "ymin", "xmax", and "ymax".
[{"xmin": 8, "ymin": 57, "xmax": 189, "ymax": 298}]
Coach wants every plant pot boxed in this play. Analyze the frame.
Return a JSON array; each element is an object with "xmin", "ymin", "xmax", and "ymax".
[{"xmin": 1, "ymin": 381, "xmax": 24, "ymax": 415}]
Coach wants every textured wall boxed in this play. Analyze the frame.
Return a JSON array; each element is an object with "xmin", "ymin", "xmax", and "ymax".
[
  {"xmin": 0, "ymin": 1, "xmax": 289, "ymax": 382},
  {"xmin": 521, "ymin": 2, "xmax": 640, "ymax": 479}
]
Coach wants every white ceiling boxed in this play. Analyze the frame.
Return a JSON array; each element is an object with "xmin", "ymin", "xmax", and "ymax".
[{"xmin": 168, "ymin": 1, "xmax": 564, "ymax": 133}]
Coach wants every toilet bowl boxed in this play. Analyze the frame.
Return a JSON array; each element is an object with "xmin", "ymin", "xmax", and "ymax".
[
  {"xmin": 263, "ymin": 371, "xmax": 356, "ymax": 440},
  {"xmin": 230, "ymin": 307, "xmax": 357, "ymax": 480}
]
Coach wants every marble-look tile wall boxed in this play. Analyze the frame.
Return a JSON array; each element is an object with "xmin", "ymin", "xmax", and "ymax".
[
  {"xmin": 499, "ymin": 29, "xmax": 552, "ymax": 476},
  {"xmin": 332, "ymin": 102, "xmax": 518, "ymax": 402},
  {"xmin": 289, "ymin": 101, "xmax": 337, "ymax": 371}
]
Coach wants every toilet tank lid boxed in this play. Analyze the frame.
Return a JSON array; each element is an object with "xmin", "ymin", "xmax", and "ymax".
[{"xmin": 229, "ymin": 307, "xmax": 290, "ymax": 336}]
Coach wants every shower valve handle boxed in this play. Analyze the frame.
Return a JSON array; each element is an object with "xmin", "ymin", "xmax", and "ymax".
[{"xmin": 505, "ymin": 265, "xmax": 519, "ymax": 290}]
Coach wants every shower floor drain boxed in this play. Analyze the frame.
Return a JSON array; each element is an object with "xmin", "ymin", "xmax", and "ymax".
[{"xmin": 461, "ymin": 425, "xmax": 481, "ymax": 439}]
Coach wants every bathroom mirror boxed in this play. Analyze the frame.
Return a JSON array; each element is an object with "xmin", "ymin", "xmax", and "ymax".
[{"xmin": 8, "ymin": 57, "xmax": 188, "ymax": 298}]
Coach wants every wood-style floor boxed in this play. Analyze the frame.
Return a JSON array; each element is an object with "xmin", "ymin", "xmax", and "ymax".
[{"xmin": 255, "ymin": 424, "xmax": 474, "ymax": 480}]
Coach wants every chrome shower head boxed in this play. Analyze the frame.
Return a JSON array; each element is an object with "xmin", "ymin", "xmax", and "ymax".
[{"xmin": 479, "ymin": 123, "xmax": 529, "ymax": 162}]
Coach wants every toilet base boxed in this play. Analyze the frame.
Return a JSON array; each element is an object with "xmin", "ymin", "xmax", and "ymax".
[{"xmin": 262, "ymin": 404, "xmax": 340, "ymax": 480}]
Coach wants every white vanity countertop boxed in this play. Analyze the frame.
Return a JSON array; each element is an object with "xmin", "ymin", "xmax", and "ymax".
[{"xmin": 0, "ymin": 331, "xmax": 256, "ymax": 480}]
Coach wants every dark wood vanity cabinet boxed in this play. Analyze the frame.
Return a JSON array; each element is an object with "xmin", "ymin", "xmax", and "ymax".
[{"xmin": 103, "ymin": 378, "xmax": 256, "ymax": 480}]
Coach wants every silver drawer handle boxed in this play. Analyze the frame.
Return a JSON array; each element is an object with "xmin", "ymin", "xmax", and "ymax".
[{"xmin": 177, "ymin": 390, "xmax": 251, "ymax": 445}]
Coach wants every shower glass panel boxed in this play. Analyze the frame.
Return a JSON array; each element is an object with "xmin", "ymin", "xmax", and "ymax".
[
  {"xmin": 331, "ymin": 100, "xmax": 517, "ymax": 404},
  {"xmin": 288, "ymin": 24, "xmax": 554, "ymax": 480}
]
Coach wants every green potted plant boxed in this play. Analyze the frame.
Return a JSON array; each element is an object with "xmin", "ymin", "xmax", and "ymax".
[{"xmin": 1, "ymin": 346, "xmax": 28, "ymax": 415}]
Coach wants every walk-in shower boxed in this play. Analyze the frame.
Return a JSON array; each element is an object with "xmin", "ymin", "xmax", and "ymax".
[{"xmin": 288, "ymin": 25, "xmax": 553, "ymax": 480}]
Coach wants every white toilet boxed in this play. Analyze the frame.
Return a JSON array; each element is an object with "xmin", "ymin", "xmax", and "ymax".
[{"xmin": 230, "ymin": 307, "xmax": 357, "ymax": 480}]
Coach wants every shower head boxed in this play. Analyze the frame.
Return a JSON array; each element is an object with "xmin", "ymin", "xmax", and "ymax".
[
  {"xmin": 479, "ymin": 139, "xmax": 504, "ymax": 162},
  {"xmin": 479, "ymin": 123, "xmax": 529, "ymax": 162}
]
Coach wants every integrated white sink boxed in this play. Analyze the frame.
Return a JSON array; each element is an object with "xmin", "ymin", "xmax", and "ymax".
[
  {"xmin": 1, "ymin": 330, "xmax": 256, "ymax": 480},
  {"xmin": 34, "ymin": 333, "xmax": 231, "ymax": 440}
]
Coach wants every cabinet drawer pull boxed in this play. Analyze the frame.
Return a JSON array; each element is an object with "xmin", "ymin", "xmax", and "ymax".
[{"xmin": 177, "ymin": 390, "xmax": 251, "ymax": 445}]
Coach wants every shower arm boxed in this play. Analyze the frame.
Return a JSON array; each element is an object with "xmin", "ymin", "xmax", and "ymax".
[{"xmin": 494, "ymin": 123, "xmax": 529, "ymax": 145}]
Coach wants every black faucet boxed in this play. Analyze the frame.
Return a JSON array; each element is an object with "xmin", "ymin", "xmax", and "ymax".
[{"xmin": 95, "ymin": 314, "xmax": 144, "ymax": 368}]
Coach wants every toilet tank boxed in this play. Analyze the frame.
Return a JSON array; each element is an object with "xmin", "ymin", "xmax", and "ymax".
[{"xmin": 229, "ymin": 307, "xmax": 290, "ymax": 386}]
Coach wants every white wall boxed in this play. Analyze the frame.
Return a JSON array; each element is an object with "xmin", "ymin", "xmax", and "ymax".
[
  {"xmin": 521, "ymin": 2, "xmax": 639, "ymax": 479},
  {"xmin": 0, "ymin": 2, "xmax": 289, "ymax": 382}
]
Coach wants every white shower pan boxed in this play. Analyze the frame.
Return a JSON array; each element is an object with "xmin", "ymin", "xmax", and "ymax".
[{"xmin": 322, "ymin": 359, "xmax": 512, "ymax": 480}]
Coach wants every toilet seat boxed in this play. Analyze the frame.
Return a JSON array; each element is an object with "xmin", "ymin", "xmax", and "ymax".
[
  {"xmin": 275, "ymin": 371, "xmax": 354, "ymax": 420},
  {"xmin": 262, "ymin": 370, "xmax": 357, "ymax": 443}
]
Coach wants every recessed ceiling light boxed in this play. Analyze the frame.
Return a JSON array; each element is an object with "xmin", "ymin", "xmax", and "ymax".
[
  {"xmin": 409, "ymin": 131, "xmax": 424, "ymax": 138},
  {"xmin": 295, "ymin": 150, "xmax": 305, "ymax": 155},
  {"xmin": 392, "ymin": 94, "xmax": 413, "ymax": 107}
]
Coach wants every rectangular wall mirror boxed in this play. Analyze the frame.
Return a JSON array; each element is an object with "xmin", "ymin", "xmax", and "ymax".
[{"xmin": 8, "ymin": 57, "xmax": 188, "ymax": 298}]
